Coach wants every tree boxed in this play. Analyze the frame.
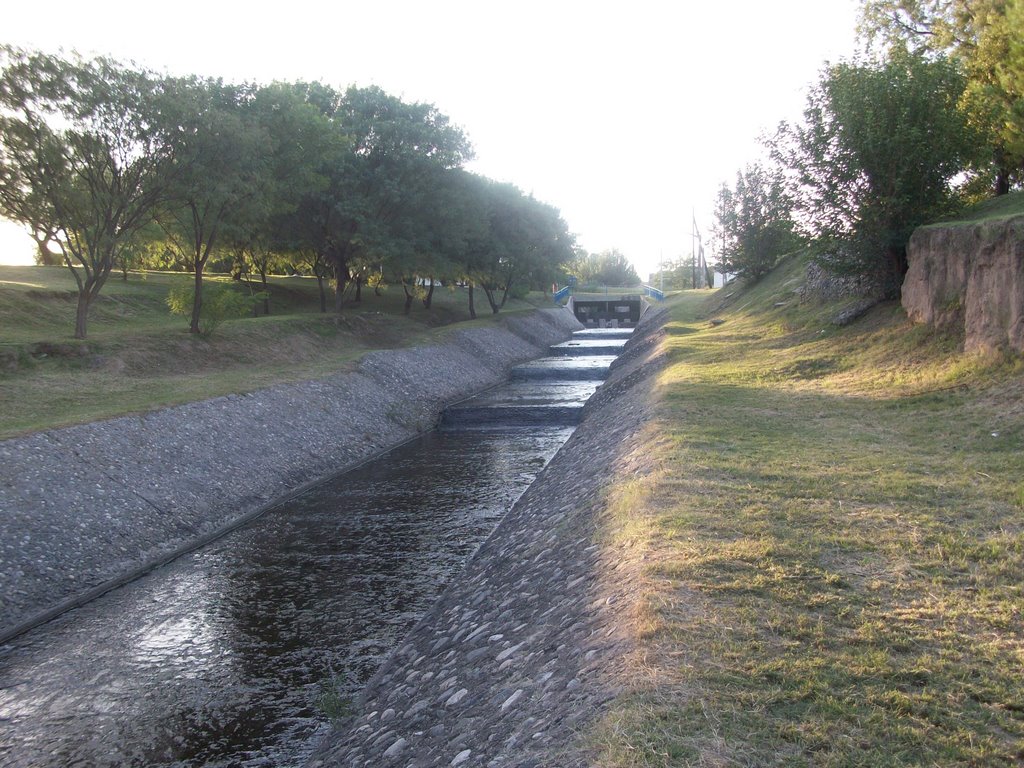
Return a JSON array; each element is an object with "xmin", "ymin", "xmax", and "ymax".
[
  {"xmin": 318, "ymin": 85, "xmax": 473, "ymax": 312},
  {"xmin": 0, "ymin": 47, "xmax": 175, "ymax": 338},
  {"xmin": 773, "ymin": 50, "xmax": 980, "ymax": 293},
  {"xmin": 227, "ymin": 82, "xmax": 335, "ymax": 316},
  {"xmin": 468, "ymin": 180, "xmax": 575, "ymax": 314},
  {"xmin": 566, "ymin": 248, "xmax": 640, "ymax": 288},
  {"xmin": 713, "ymin": 163, "xmax": 801, "ymax": 282},
  {"xmin": 424, "ymin": 169, "xmax": 492, "ymax": 318},
  {"xmin": 594, "ymin": 249, "xmax": 640, "ymax": 286},
  {"xmin": 157, "ymin": 77, "xmax": 272, "ymax": 334},
  {"xmin": 860, "ymin": 0, "xmax": 1024, "ymax": 194}
]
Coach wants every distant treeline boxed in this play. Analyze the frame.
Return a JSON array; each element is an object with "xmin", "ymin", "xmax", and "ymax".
[{"xmin": 0, "ymin": 47, "xmax": 593, "ymax": 338}]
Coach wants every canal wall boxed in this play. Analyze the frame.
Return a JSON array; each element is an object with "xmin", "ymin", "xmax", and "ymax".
[
  {"xmin": 0, "ymin": 308, "xmax": 582, "ymax": 642},
  {"xmin": 309, "ymin": 306, "xmax": 670, "ymax": 768}
]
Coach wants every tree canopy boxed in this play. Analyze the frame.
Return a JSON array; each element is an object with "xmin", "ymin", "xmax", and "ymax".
[
  {"xmin": 0, "ymin": 48, "xmax": 577, "ymax": 337},
  {"xmin": 860, "ymin": 0, "xmax": 1024, "ymax": 194},
  {"xmin": 0, "ymin": 46, "xmax": 178, "ymax": 337},
  {"xmin": 772, "ymin": 49, "xmax": 980, "ymax": 292},
  {"xmin": 713, "ymin": 163, "xmax": 801, "ymax": 282},
  {"xmin": 567, "ymin": 248, "xmax": 641, "ymax": 287}
]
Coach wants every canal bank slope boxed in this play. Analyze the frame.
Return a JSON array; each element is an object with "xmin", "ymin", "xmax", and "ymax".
[
  {"xmin": 0, "ymin": 308, "xmax": 581, "ymax": 642},
  {"xmin": 310, "ymin": 306, "xmax": 669, "ymax": 768}
]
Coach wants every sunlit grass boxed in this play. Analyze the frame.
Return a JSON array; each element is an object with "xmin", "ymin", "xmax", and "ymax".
[
  {"xmin": 0, "ymin": 265, "xmax": 553, "ymax": 437},
  {"xmin": 928, "ymin": 189, "xmax": 1024, "ymax": 227},
  {"xmin": 587, "ymin": 268, "xmax": 1024, "ymax": 765}
]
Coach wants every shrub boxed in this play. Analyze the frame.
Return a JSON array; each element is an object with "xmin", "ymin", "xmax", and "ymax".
[{"xmin": 166, "ymin": 282, "xmax": 253, "ymax": 336}]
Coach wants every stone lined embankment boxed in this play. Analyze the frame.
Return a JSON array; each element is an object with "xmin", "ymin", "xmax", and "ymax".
[
  {"xmin": 0, "ymin": 309, "xmax": 581, "ymax": 642},
  {"xmin": 309, "ymin": 308, "xmax": 669, "ymax": 768}
]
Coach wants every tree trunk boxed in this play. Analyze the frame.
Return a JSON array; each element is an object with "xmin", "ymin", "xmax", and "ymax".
[
  {"xmin": 33, "ymin": 232, "xmax": 60, "ymax": 266},
  {"xmin": 334, "ymin": 265, "xmax": 347, "ymax": 313},
  {"xmin": 316, "ymin": 274, "xmax": 327, "ymax": 313},
  {"xmin": 422, "ymin": 278, "xmax": 435, "ymax": 308},
  {"xmin": 231, "ymin": 251, "xmax": 245, "ymax": 281},
  {"xmin": 482, "ymin": 286, "xmax": 500, "ymax": 314},
  {"xmin": 886, "ymin": 245, "xmax": 908, "ymax": 299},
  {"xmin": 500, "ymin": 279, "xmax": 512, "ymax": 308},
  {"xmin": 468, "ymin": 283, "xmax": 476, "ymax": 319},
  {"xmin": 995, "ymin": 167, "xmax": 1010, "ymax": 196},
  {"xmin": 260, "ymin": 269, "xmax": 270, "ymax": 316},
  {"xmin": 190, "ymin": 267, "xmax": 204, "ymax": 334},
  {"xmin": 354, "ymin": 276, "xmax": 362, "ymax": 303},
  {"xmin": 402, "ymin": 283, "xmax": 414, "ymax": 315},
  {"xmin": 74, "ymin": 291, "xmax": 92, "ymax": 340}
]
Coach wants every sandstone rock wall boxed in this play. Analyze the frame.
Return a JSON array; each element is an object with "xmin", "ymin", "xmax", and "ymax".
[{"xmin": 902, "ymin": 216, "xmax": 1024, "ymax": 353}]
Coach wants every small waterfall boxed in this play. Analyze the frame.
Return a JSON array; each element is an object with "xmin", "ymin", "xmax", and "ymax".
[{"xmin": 441, "ymin": 327, "xmax": 631, "ymax": 429}]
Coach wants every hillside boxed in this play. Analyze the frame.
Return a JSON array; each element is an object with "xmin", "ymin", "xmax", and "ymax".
[
  {"xmin": 0, "ymin": 266, "xmax": 549, "ymax": 439},
  {"xmin": 585, "ymin": 257, "xmax": 1023, "ymax": 766}
]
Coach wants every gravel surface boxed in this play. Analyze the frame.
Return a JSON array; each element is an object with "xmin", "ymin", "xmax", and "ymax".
[
  {"xmin": 0, "ymin": 309, "xmax": 581, "ymax": 641},
  {"xmin": 308, "ymin": 308, "xmax": 669, "ymax": 768}
]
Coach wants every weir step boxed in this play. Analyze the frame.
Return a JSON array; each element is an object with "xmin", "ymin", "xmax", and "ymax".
[
  {"xmin": 510, "ymin": 357, "xmax": 612, "ymax": 381},
  {"xmin": 549, "ymin": 342, "xmax": 626, "ymax": 356},
  {"xmin": 440, "ymin": 405, "xmax": 583, "ymax": 429},
  {"xmin": 570, "ymin": 329, "xmax": 634, "ymax": 340}
]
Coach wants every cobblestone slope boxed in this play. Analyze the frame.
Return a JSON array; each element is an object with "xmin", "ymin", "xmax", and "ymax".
[
  {"xmin": 0, "ymin": 309, "xmax": 580, "ymax": 641},
  {"xmin": 309, "ymin": 309, "xmax": 669, "ymax": 768}
]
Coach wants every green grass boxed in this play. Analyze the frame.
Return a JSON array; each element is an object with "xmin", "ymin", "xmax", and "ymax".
[
  {"xmin": 0, "ymin": 265, "xmax": 551, "ymax": 438},
  {"xmin": 928, "ymin": 190, "xmax": 1024, "ymax": 227},
  {"xmin": 587, "ymin": 268, "xmax": 1024, "ymax": 765}
]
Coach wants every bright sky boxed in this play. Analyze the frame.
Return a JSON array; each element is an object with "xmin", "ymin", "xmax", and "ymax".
[{"xmin": 1, "ymin": 0, "xmax": 861, "ymax": 278}]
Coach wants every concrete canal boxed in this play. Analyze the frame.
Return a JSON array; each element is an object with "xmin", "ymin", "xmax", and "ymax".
[{"xmin": 0, "ymin": 327, "xmax": 631, "ymax": 768}]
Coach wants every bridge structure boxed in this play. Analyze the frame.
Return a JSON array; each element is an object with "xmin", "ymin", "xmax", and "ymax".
[{"xmin": 566, "ymin": 291, "xmax": 647, "ymax": 327}]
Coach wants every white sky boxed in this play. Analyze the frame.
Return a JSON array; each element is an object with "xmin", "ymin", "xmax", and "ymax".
[{"xmin": 1, "ymin": 0, "xmax": 861, "ymax": 278}]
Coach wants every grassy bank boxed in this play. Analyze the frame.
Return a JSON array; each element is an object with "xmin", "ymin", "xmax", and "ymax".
[
  {"xmin": 0, "ymin": 266, "xmax": 549, "ymax": 438},
  {"xmin": 591, "ymin": 256, "xmax": 1023, "ymax": 765}
]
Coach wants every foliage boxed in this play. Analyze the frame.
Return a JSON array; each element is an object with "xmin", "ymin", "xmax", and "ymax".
[
  {"xmin": 464, "ymin": 175, "xmax": 576, "ymax": 313},
  {"xmin": 156, "ymin": 77, "xmax": 275, "ymax": 333},
  {"xmin": 567, "ymin": 248, "xmax": 640, "ymax": 287},
  {"xmin": 166, "ymin": 282, "xmax": 254, "ymax": 336},
  {"xmin": 0, "ymin": 46, "xmax": 176, "ymax": 337},
  {"xmin": 314, "ymin": 84, "xmax": 475, "ymax": 310},
  {"xmin": 648, "ymin": 254, "xmax": 713, "ymax": 291},
  {"xmin": 859, "ymin": 0, "xmax": 1024, "ymax": 194},
  {"xmin": 713, "ymin": 163, "xmax": 801, "ymax": 282},
  {"xmin": 773, "ymin": 49, "xmax": 981, "ymax": 293},
  {"xmin": 1, "ymin": 47, "xmax": 580, "ymax": 336}
]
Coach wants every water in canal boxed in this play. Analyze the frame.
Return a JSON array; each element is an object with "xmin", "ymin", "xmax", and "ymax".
[{"xmin": 0, "ymin": 327, "xmax": 630, "ymax": 768}]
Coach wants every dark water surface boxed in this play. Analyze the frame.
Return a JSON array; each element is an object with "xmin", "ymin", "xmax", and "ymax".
[{"xmin": 0, "ymin": 428, "xmax": 571, "ymax": 767}]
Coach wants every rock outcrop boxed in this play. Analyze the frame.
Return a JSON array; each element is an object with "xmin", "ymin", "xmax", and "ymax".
[{"xmin": 902, "ymin": 215, "xmax": 1024, "ymax": 353}]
